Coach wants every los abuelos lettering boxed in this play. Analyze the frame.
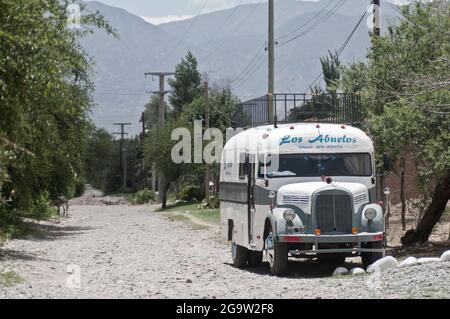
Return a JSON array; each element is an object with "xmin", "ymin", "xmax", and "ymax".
[{"xmin": 280, "ymin": 134, "xmax": 357, "ymax": 146}]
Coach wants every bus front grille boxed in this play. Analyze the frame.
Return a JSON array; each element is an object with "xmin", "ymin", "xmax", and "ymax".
[{"xmin": 315, "ymin": 193, "xmax": 353, "ymax": 234}]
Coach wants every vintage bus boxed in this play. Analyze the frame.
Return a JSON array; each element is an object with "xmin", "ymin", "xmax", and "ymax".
[{"xmin": 220, "ymin": 123, "xmax": 385, "ymax": 275}]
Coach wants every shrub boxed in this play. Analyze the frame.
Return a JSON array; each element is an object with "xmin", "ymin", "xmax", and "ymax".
[
  {"xmin": 135, "ymin": 188, "xmax": 154, "ymax": 204},
  {"xmin": 31, "ymin": 191, "xmax": 57, "ymax": 220},
  {"xmin": 74, "ymin": 180, "xmax": 86, "ymax": 198},
  {"xmin": 179, "ymin": 185, "xmax": 204, "ymax": 202},
  {"xmin": 209, "ymin": 196, "xmax": 220, "ymax": 209}
]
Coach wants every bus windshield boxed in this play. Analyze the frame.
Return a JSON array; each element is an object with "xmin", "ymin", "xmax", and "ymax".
[{"xmin": 260, "ymin": 153, "xmax": 372, "ymax": 178}]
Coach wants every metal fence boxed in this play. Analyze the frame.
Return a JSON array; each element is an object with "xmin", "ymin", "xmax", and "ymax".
[{"xmin": 236, "ymin": 93, "xmax": 363, "ymax": 127}]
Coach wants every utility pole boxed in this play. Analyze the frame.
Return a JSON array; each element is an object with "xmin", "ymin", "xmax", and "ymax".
[
  {"xmin": 144, "ymin": 72, "xmax": 175, "ymax": 204},
  {"xmin": 373, "ymin": 0, "xmax": 381, "ymax": 37},
  {"xmin": 113, "ymin": 123, "xmax": 131, "ymax": 190},
  {"xmin": 372, "ymin": 0, "xmax": 384, "ymax": 203},
  {"xmin": 204, "ymin": 81, "xmax": 210, "ymax": 207},
  {"xmin": 139, "ymin": 112, "xmax": 147, "ymax": 188},
  {"xmin": 268, "ymin": 0, "xmax": 275, "ymax": 124}
]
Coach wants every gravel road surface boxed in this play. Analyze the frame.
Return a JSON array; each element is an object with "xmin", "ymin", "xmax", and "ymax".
[{"xmin": 1, "ymin": 202, "xmax": 449, "ymax": 299}]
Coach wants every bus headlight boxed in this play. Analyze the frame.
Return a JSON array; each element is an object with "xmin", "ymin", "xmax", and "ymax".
[
  {"xmin": 364, "ymin": 208, "xmax": 377, "ymax": 220},
  {"xmin": 283, "ymin": 209, "xmax": 296, "ymax": 222}
]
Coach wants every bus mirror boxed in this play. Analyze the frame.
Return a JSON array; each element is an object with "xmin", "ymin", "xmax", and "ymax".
[
  {"xmin": 268, "ymin": 191, "xmax": 276, "ymax": 199},
  {"xmin": 383, "ymin": 154, "xmax": 391, "ymax": 172}
]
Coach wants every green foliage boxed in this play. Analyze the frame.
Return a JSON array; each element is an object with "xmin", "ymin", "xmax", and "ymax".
[
  {"xmin": 0, "ymin": 0, "xmax": 113, "ymax": 231},
  {"xmin": 30, "ymin": 191, "xmax": 57, "ymax": 220},
  {"xmin": 182, "ymin": 86, "xmax": 243, "ymax": 131},
  {"xmin": 288, "ymin": 94, "xmax": 336, "ymax": 122},
  {"xmin": 209, "ymin": 196, "xmax": 220, "ymax": 209},
  {"xmin": 144, "ymin": 119, "xmax": 186, "ymax": 184},
  {"xmin": 179, "ymin": 185, "xmax": 204, "ymax": 202},
  {"xmin": 143, "ymin": 95, "xmax": 170, "ymax": 131},
  {"xmin": 340, "ymin": 0, "xmax": 449, "ymax": 194},
  {"xmin": 0, "ymin": 271, "xmax": 23, "ymax": 288},
  {"xmin": 134, "ymin": 188, "xmax": 154, "ymax": 204},
  {"xmin": 0, "ymin": 207, "xmax": 24, "ymax": 240},
  {"xmin": 168, "ymin": 51, "xmax": 203, "ymax": 116},
  {"xmin": 320, "ymin": 50, "xmax": 341, "ymax": 92}
]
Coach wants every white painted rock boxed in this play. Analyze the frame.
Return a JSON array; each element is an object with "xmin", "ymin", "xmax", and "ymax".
[
  {"xmin": 350, "ymin": 268, "xmax": 366, "ymax": 276},
  {"xmin": 367, "ymin": 256, "xmax": 398, "ymax": 273},
  {"xmin": 398, "ymin": 257, "xmax": 418, "ymax": 268},
  {"xmin": 333, "ymin": 267, "xmax": 349, "ymax": 276},
  {"xmin": 441, "ymin": 250, "xmax": 450, "ymax": 262},
  {"xmin": 417, "ymin": 257, "xmax": 441, "ymax": 264}
]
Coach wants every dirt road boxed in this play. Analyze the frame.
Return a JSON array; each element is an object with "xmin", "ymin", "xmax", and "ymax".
[{"xmin": 0, "ymin": 200, "xmax": 449, "ymax": 299}]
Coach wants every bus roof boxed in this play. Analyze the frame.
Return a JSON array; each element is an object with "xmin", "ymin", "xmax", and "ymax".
[{"xmin": 223, "ymin": 123, "xmax": 374, "ymax": 155}]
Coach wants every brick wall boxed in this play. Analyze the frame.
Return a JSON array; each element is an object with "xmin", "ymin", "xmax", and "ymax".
[{"xmin": 382, "ymin": 152, "xmax": 421, "ymax": 205}]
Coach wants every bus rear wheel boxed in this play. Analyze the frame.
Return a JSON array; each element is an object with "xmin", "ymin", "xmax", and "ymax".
[
  {"xmin": 265, "ymin": 227, "xmax": 288, "ymax": 275},
  {"xmin": 231, "ymin": 228, "xmax": 248, "ymax": 268},
  {"xmin": 248, "ymin": 251, "xmax": 263, "ymax": 267}
]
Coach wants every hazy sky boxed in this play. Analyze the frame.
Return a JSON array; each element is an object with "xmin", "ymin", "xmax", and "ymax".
[{"xmin": 85, "ymin": 0, "xmax": 408, "ymax": 25}]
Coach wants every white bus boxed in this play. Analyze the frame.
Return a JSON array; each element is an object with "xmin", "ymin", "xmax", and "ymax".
[{"xmin": 220, "ymin": 123, "xmax": 385, "ymax": 275}]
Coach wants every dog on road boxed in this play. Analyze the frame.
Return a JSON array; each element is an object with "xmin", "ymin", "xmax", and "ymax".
[{"xmin": 55, "ymin": 196, "xmax": 69, "ymax": 217}]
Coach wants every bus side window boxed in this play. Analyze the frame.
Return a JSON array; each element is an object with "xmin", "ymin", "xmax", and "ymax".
[
  {"xmin": 239, "ymin": 163, "xmax": 246, "ymax": 180},
  {"xmin": 239, "ymin": 153, "xmax": 247, "ymax": 180}
]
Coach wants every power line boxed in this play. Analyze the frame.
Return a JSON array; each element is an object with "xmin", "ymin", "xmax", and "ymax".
[
  {"xmin": 229, "ymin": 45, "xmax": 266, "ymax": 85},
  {"xmin": 203, "ymin": 0, "xmax": 245, "ymax": 49},
  {"xmin": 278, "ymin": 0, "xmax": 347, "ymax": 47},
  {"xmin": 203, "ymin": 3, "xmax": 262, "ymax": 64},
  {"xmin": 276, "ymin": 0, "xmax": 337, "ymax": 41},
  {"xmin": 167, "ymin": 0, "xmax": 208, "ymax": 60},
  {"xmin": 231, "ymin": 52, "xmax": 267, "ymax": 88},
  {"xmin": 307, "ymin": 0, "xmax": 373, "ymax": 90}
]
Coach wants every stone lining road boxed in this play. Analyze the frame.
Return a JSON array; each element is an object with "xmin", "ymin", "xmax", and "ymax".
[{"xmin": 1, "ymin": 202, "xmax": 449, "ymax": 299}]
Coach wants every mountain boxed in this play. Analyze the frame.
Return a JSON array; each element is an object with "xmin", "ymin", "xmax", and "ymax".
[{"xmin": 81, "ymin": 0, "xmax": 401, "ymax": 134}]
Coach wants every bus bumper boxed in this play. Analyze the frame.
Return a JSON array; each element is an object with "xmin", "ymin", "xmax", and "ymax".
[{"xmin": 276, "ymin": 232, "xmax": 385, "ymax": 254}]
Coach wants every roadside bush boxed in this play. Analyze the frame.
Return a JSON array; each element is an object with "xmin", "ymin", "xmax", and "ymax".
[
  {"xmin": 179, "ymin": 185, "xmax": 204, "ymax": 202},
  {"xmin": 0, "ymin": 207, "xmax": 23, "ymax": 241},
  {"xmin": 74, "ymin": 179, "xmax": 86, "ymax": 198},
  {"xmin": 135, "ymin": 188, "xmax": 154, "ymax": 204},
  {"xmin": 31, "ymin": 191, "xmax": 57, "ymax": 220},
  {"xmin": 209, "ymin": 196, "xmax": 220, "ymax": 209}
]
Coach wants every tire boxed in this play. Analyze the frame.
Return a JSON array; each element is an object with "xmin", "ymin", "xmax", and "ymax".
[
  {"xmin": 318, "ymin": 255, "xmax": 346, "ymax": 265},
  {"xmin": 231, "ymin": 228, "xmax": 248, "ymax": 268},
  {"xmin": 362, "ymin": 241, "xmax": 385, "ymax": 269},
  {"xmin": 265, "ymin": 226, "xmax": 288, "ymax": 275},
  {"xmin": 248, "ymin": 251, "xmax": 263, "ymax": 267}
]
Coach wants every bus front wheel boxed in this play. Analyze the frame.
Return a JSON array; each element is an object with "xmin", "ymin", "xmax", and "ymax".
[{"xmin": 265, "ymin": 227, "xmax": 288, "ymax": 275}]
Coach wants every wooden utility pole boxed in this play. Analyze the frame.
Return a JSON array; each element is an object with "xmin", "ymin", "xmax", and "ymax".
[
  {"xmin": 373, "ymin": 0, "xmax": 381, "ymax": 37},
  {"xmin": 268, "ymin": 0, "xmax": 275, "ymax": 124},
  {"xmin": 144, "ymin": 72, "xmax": 175, "ymax": 204},
  {"xmin": 113, "ymin": 123, "xmax": 131, "ymax": 190},
  {"xmin": 204, "ymin": 81, "xmax": 210, "ymax": 207},
  {"xmin": 139, "ymin": 112, "xmax": 147, "ymax": 188}
]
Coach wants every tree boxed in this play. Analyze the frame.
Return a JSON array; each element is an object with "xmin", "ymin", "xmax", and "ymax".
[
  {"xmin": 144, "ymin": 119, "xmax": 186, "ymax": 209},
  {"xmin": 143, "ymin": 95, "xmax": 170, "ymax": 131},
  {"xmin": 341, "ymin": 0, "xmax": 450, "ymax": 245},
  {"xmin": 0, "ymin": 0, "xmax": 114, "ymax": 222},
  {"xmin": 168, "ymin": 51, "xmax": 202, "ymax": 117},
  {"xmin": 85, "ymin": 127, "xmax": 119, "ymax": 192},
  {"xmin": 320, "ymin": 50, "xmax": 341, "ymax": 93},
  {"xmin": 182, "ymin": 86, "xmax": 242, "ymax": 131}
]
